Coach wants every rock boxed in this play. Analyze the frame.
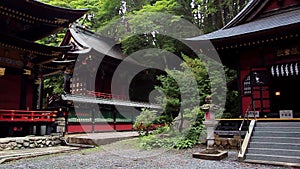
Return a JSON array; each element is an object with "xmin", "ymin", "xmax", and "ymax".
[
  {"xmin": 233, "ymin": 135, "xmax": 241, "ymax": 140},
  {"xmin": 221, "ymin": 139, "xmax": 228, "ymax": 146},
  {"xmin": 16, "ymin": 139, "xmax": 24, "ymax": 144},
  {"xmin": 228, "ymin": 138, "xmax": 238, "ymax": 147},
  {"xmin": 54, "ymin": 140, "xmax": 61, "ymax": 145},
  {"xmin": 29, "ymin": 144, "xmax": 35, "ymax": 148},
  {"xmin": 214, "ymin": 140, "xmax": 221, "ymax": 146},
  {"xmin": 0, "ymin": 139, "xmax": 10, "ymax": 144},
  {"xmin": 46, "ymin": 141, "xmax": 51, "ymax": 146},
  {"xmin": 37, "ymin": 140, "xmax": 42, "ymax": 144},
  {"xmin": 10, "ymin": 142, "xmax": 17, "ymax": 147},
  {"xmin": 23, "ymin": 142, "xmax": 30, "ymax": 147},
  {"xmin": 29, "ymin": 137, "xmax": 37, "ymax": 141},
  {"xmin": 172, "ymin": 116, "xmax": 192, "ymax": 131},
  {"xmin": 52, "ymin": 136, "xmax": 60, "ymax": 140}
]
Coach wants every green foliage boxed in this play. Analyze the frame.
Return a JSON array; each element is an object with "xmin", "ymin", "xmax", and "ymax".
[
  {"xmin": 192, "ymin": 0, "xmax": 250, "ymax": 33},
  {"xmin": 138, "ymin": 0, "xmax": 177, "ymax": 13},
  {"xmin": 36, "ymin": 30, "xmax": 66, "ymax": 47},
  {"xmin": 155, "ymin": 55, "xmax": 210, "ymax": 119},
  {"xmin": 173, "ymin": 106, "xmax": 205, "ymax": 149},
  {"xmin": 43, "ymin": 74, "xmax": 64, "ymax": 95},
  {"xmin": 139, "ymin": 134, "xmax": 175, "ymax": 150},
  {"xmin": 139, "ymin": 106, "xmax": 205, "ymax": 150},
  {"xmin": 133, "ymin": 108, "xmax": 158, "ymax": 136}
]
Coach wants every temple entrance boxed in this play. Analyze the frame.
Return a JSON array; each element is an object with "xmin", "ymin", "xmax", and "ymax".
[{"xmin": 270, "ymin": 71, "xmax": 300, "ymax": 118}]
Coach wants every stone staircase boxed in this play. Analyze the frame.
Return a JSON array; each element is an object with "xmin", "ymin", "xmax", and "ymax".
[{"xmin": 244, "ymin": 121, "xmax": 300, "ymax": 167}]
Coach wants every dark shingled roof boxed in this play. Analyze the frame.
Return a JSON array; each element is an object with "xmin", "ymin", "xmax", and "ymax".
[{"xmin": 186, "ymin": 9, "xmax": 300, "ymax": 41}]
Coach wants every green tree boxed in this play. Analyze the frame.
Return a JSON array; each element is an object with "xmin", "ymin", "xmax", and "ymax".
[
  {"xmin": 155, "ymin": 55, "xmax": 210, "ymax": 124},
  {"xmin": 192, "ymin": 0, "xmax": 249, "ymax": 33},
  {"xmin": 43, "ymin": 74, "xmax": 64, "ymax": 95},
  {"xmin": 133, "ymin": 108, "xmax": 158, "ymax": 136}
]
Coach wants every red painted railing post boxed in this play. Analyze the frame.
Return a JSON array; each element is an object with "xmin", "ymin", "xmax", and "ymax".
[
  {"xmin": 31, "ymin": 111, "xmax": 34, "ymax": 120},
  {"xmin": 11, "ymin": 110, "xmax": 14, "ymax": 121}
]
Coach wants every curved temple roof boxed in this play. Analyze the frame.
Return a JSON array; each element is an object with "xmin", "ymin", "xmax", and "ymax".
[
  {"xmin": 185, "ymin": 0, "xmax": 300, "ymax": 42},
  {"xmin": 0, "ymin": 0, "xmax": 88, "ymax": 41},
  {"xmin": 0, "ymin": 0, "xmax": 88, "ymax": 76},
  {"xmin": 66, "ymin": 26, "xmax": 126, "ymax": 61},
  {"xmin": 60, "ymin": 25, "xmax": 142, "ymax": 67},
  {"xmin": 186, "ymin": 9, "xmax": 300, "ymax": 41}
]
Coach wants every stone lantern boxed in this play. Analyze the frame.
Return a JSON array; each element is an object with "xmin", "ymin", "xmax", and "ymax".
[
  {"xmin": 200, "ymin": 96, "xmax": 219, "ymax": 148},
  {"xmin": 193, "ymin": 96, "xmax": 228, "ymax": 160}
]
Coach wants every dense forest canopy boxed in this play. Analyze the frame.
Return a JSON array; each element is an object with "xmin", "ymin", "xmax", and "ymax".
[{"xmin": 40, "ymin": 0, "xmax": 249, "ymax": 40}]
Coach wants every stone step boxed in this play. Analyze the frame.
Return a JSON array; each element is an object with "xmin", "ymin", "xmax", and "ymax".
[
  {"xmin": 244, "ymin": 159, "xmax": 300, "ymax": 168},
  {"xmin": 67, "ymin": 131, "xmax": 139, "ymax": 146},
  {"xmin": 252, "ymin": 131, "xmax": 300, "ymax": 137},
  {"xmin": 249, "ymin": 142, "xmax": 300, "ymax": 150},
  {"xmin": 246, "ymin": 153, "xmax": 300, "ymax": 164},
  {"xmin": 247, "ymin": 148, "xmax": 300, "ymax": 157},
  {"xmin": 254, "ymin": 127, "xmax": 300, "ymax": 132},
  {"xmin": 256, "ymin": 122, "xmax": 300, "ymax": 127},
  {"xmin": 251, "ymin": 136, "xmax": 300, "ymax": 144}
]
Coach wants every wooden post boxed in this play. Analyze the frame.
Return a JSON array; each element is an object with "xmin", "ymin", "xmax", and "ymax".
[
  {"xmin": 37, "ymin": 76, "xmax": 44, "ymax": 109},
  {"xmin": 20, "ymin": 74, "xmax": 27, "ymax": 110},
  {"xmin": 113, "ymin": 109, "xmax": 117, "ymax": 130},
  {"xmin": 92, "ymin": 110, "xmax": 95, "ymax": 133},
  {"xmin": 63, "ymin": 71, "xmax": 71, "ymax": 94}
]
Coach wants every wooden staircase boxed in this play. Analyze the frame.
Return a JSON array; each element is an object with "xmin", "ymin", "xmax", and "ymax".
[{"xmin": 243, "ymin": 121, "xmax": 300, "ymax": 167}]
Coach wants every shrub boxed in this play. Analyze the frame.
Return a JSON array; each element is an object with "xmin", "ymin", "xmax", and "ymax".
[
  {"xmin": 139, "ymin": 106, "xmax": 206, "ymax": 150},
  {"xmin": 133, "ymin": 108, "xmax": 158, "ymax": 136}
]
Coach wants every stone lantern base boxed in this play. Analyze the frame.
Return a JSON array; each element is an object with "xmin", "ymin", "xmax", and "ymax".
[{"xmin": 203, "ymin": 120, "xmax": 218, "ymax": 147}]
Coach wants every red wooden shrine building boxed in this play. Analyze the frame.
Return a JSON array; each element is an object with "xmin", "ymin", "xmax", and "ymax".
[
  {"xmin": 186, "ymin": 0, "xmax": 300, "ymax": 118},
  {"xmin": 59, "ymin": 25, "xmax": 161, "ymax": 133},
  {"xmin": 0, "ymin": 0, "xmax": 87, "ymax": 137},
  {"xmin": 0, "ymin": 0, "xmax": 160, "ymax": 136}
]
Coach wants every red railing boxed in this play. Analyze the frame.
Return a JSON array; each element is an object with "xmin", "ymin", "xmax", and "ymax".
[
  {"xmin": 86, "ymin": 90, "xmax": 126, "ymax": 100},
  {"xmin": 0, "ymin": 109, "xmax": 57, "ymax": 122}
]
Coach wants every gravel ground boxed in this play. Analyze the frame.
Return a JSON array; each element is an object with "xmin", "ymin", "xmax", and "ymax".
[{"xmin": 0, "ymin": 138, "xmax": 293, "ymax": 169}]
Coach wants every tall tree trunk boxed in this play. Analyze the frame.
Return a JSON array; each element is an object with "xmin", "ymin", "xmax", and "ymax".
[{"xmin": 219, "ymin": 0, "xmax": 226, "ymax": 27}]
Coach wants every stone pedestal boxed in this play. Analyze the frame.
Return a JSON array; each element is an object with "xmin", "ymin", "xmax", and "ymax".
[
  {"xmin": 203, "ymin": 120, "xmax": 218, "ymax": 147},
  {"xmin": 193, "ymin": 96, "xmax": 227, "ymax": 160},
  {"xmin": 55, "ymin": 117, "xmax": 65, "ymax": 134}
]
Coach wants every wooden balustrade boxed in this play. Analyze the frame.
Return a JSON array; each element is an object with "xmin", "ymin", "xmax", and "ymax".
[
  {"xmin": 0, "ymin": 109, "xmax": 57, "ymax": 122},
  {"xmin": 86, "ymin": 90, "xmax": 126, "ymax": 100}
]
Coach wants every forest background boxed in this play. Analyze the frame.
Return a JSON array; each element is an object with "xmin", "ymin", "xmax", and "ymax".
[{"xmin": 39, "ymin": 0, "xmax": 249, "ymax": 149}]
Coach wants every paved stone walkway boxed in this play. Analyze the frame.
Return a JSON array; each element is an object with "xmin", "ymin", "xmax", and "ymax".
[
  {"xmin": 0, "ymin": 146, "xmax": 80, "ymax": 164},
  {"xmin": 66, "ymin": 131, "xmax": 139, "ymax": 145},
  {"xmin": 0, "ymin": 131, "xmax": 139, "ymax": 164}
]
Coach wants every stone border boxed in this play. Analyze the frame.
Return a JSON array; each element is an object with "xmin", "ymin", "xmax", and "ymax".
[
  {"xmin": 214, "ymin": 135, "xmax": 242, "ymax": 149},
  {"xmin": 0, "ymin": 135, "xmax": 62, "ymax": 151},
  {"xmin": 193, "ymin": 150, "xmax": 228, "ymax": 160}
]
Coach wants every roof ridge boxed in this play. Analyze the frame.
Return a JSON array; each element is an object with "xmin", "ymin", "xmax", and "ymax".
[{"xmin": 223, "ymin": 0, "xmax": 270, "ymax": 29}]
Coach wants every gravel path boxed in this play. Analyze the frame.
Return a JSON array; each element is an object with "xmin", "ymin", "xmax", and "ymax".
[{"xmin": 0, "ymin": 138, "xmax": 292, "ymax": 169}]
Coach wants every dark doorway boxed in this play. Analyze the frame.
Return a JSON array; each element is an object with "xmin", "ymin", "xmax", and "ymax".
[{"xmin": 270, "ymin": 75, "xmax": 300, "ymax": 118}]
